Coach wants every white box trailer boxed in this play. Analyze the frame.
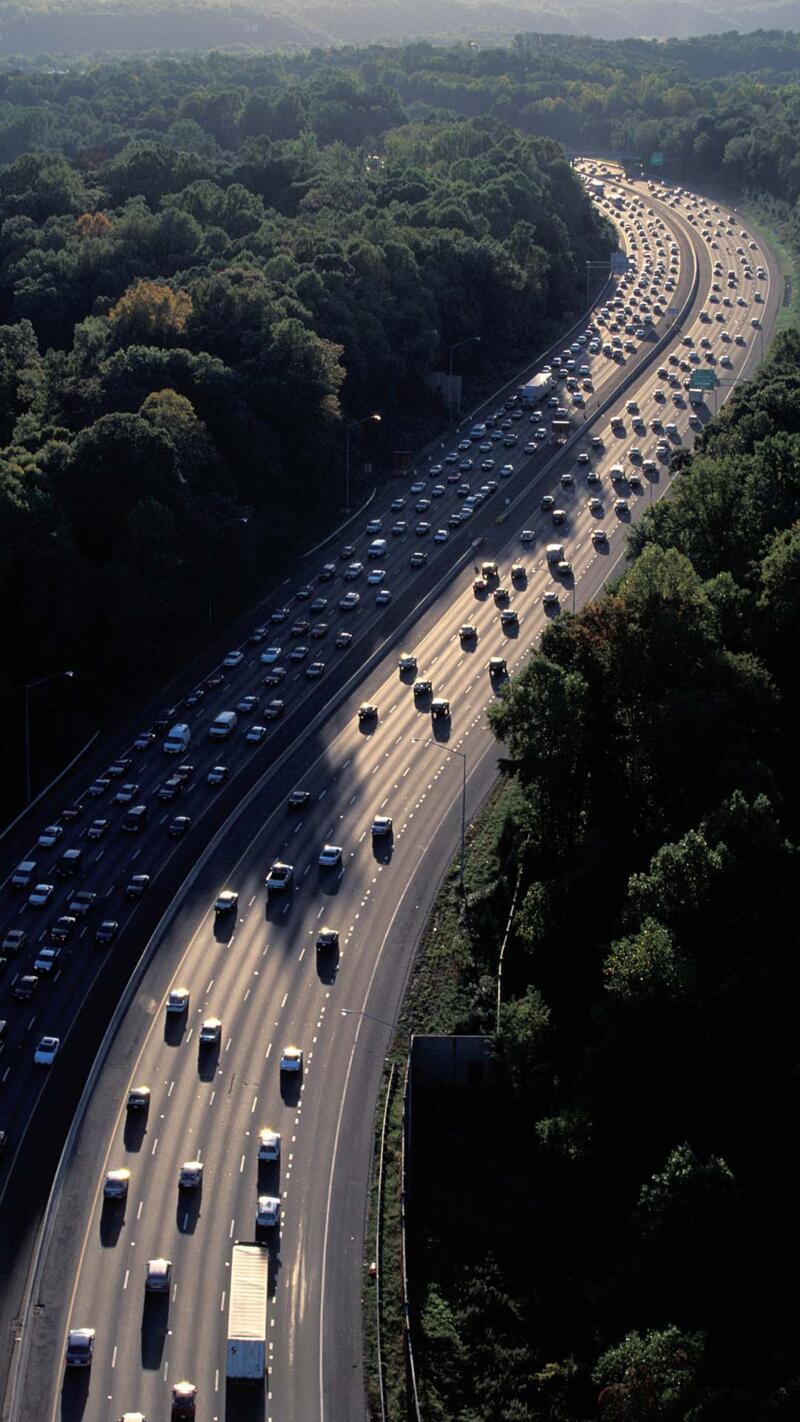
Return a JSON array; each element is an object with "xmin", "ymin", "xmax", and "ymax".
[
  {"xmin": 520, "ymin": 372, "xmax": 553, "ymax": 407},
  {"xmin": 227, "ymin": 1244, "xmax": 268, "ymax": 1383}
]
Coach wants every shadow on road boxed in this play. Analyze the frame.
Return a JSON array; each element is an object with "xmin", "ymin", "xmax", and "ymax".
[
  {"xmin": 197, "ymin": 1039, "xmax": 220, "ymax": 1082},
  {"xmin": 59, "ymin": 1364, "xmax": 90, "ymax": 1422},
  {"xmin": 164, "ymin": 1015, "xmax": 185, "ymax": 1048},
  {"xmin": 123, "ymin": 1110, "xmax": 149, "ymax": 1154},
  {"xmin": 225, "ymin": 1381, "xmax": 266, "ymax": 1421},
  {"xmin": 140, "ymin": 1293, "xmax": 169, "ymax": 1370},
  {"xmin": 316, "ymin": 943, "xmax": 339, "ymax": 985},
  {"xmin": 372, "ymin": 836, "xmax": 393, "ymax": 865},
  {"xmin": 176, "ymin": 1185, "xmax": 202, "ymax": 1235},
  {"xmin": 431, "ymin": 719, "xmax": 450, "ymax": 744},
  {"xmin": 213, "ymin": 914, "xmax": 236, "ymax": 945},
  {"xmin": 99, "ymin": 1199, "xmax": 126, "ymax": 1249},
  {"xmin": 280, "ymin": 1072, "xmax": 302, "ymax": 1109}
]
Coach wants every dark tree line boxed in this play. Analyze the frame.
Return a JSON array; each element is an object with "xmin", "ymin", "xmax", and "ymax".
[{"xmin": 0, "ymin": 56, "xmax": 609, "ymax": 816}]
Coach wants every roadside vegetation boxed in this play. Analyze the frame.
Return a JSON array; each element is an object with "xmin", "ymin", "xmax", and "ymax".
[
  {"xmin": 0, "ymin": 57, "xmax": 611, "ymax": 820},
  {"xmin": 375, "ymin": 330, "xmax": 800, "ymax": 1420}
]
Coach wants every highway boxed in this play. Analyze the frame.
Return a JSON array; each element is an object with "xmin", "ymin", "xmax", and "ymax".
[{"xmin": 0, "ymin": 163, "xmax": 780, "ymax": 1422}]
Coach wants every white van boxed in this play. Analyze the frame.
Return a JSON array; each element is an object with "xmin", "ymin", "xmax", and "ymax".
[
  {"xmin": 163, "ymin": 723, "xmax": 191, "ymax": 754},
  {"xmin": 209, "ymin": 711, "xmax": 237, "ymax": 739},
  {"xmin": 367, "ymin": 538, "xmax": 388, "ymax": 559}
]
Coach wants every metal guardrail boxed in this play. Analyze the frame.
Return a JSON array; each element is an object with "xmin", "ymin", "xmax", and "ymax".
[
  {"xmin": 401, "ymin": 1049, "xmax": 422, "ymax": 1422},
  {"xmin": 374, "ymin": 1061, "xmax": 396, "ymax": 1422}
]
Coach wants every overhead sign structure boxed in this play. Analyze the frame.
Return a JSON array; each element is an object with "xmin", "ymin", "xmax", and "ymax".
[
  {"xmin": 610, "ymin": 251, "xmax": 628, "ymax": 274},
  {"xmin": 689, "ymin": 368, "xmax": 716, "ymax": 390},
  {"xmin": 650, "ymin": 151, "xmax": 664, "ymax": 167}
]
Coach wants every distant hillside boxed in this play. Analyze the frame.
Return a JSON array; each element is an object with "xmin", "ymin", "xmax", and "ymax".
[{"xmin": 4, "ymin": 0, "xmax": 800, "ymax": 57}]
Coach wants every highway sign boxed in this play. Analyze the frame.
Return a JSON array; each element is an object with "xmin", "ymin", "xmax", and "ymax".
[
  {"xmin": 610, "ymin": 251, "xmax": 628, "ymax": 274},
  {"xmin": 650, "ymin": 151, "xmax": 664, "ymax": 167},
  {"xmin": 689, "ymin": 368, "xmax": 716, "ymax": 390}
]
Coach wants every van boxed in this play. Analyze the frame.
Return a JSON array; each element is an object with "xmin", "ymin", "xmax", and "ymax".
[
  {"xmin": 57, "ymin": 848, "xmax": 83, "ymax": 877},
  {"xmin": 209, "ymin": 711, "xmax": 237, "ymax": 740},
  {"xmin": 367, "ymin": 539, "xmax": 387, "ymax": 559},
  {"xmin": 122, "ymin": 804, "xmax": 149, "ymax": 833},
  {"xmin": 11, "ymin": 860, "xmax": 36, "ymax": 888},
  {"xmin": 469, "ymin": 423, "xmax": 486, "ymax": 441},
  {"xmin": 163, "ymin": 723, "xmax": 191, "ymax": 755},
  {"xmin": 546, "ymin": 543, "xmax": 565, "ymax": 562}
]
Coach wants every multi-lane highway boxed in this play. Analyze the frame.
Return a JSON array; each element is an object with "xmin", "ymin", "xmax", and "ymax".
[{"xmin": 0, "ymin": 163, "xmax": 780, "ymax": 1422}]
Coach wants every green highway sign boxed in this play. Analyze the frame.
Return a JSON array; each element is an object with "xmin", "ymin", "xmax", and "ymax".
[
  {"xmin": 690, "ymin": 368, "xmax": 716, "ymax": 390},
  {"xmin": 650, "ymin": 151, "xmax": 664, "ymax": 167}
]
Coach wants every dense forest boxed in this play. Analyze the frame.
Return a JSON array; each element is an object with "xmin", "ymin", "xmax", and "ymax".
[
  {"xmin": 6, "ymin": 0, "xmax": 800, "ymax": 54},
  {"xmin": 0, "ymin": 56, "xmax": 610, "ymax": 815},
  {"xmin": 406, "ymin": 329, "xmax": 800, "ymax": 1420}
]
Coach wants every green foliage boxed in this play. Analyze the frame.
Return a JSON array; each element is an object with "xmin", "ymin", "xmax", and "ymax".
[
  {"xmin": 593, "ymin": 1325, "xmax": 705, "ymax": 1420},
  {"xmin": 604, "ymin": 918, "xmax": 694, "ymax": 1003}
]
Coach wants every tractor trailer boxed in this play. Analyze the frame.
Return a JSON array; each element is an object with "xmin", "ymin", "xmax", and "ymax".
[
  {"xmin": 520, "ymin": 372, "xmax": 553, "ymax": 407},
  {"xmin": 226, "ymin": 1244, "xmax": 268, "ymax": 1383}
]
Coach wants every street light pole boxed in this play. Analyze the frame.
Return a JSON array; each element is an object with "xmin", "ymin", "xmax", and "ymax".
[
  {"xmin": 24, "ymin": 670, "xmax": 75, "ymax": 803},
  {"xmin": 344, "ymin": 413, "xmax": 381, "ymax": 513},
  {"xmin": 412, "ymin": 738, "xmax": 467, "ymax": 896}
]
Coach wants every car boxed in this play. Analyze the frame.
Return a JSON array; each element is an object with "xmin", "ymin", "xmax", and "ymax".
[
  {"xmin": 335, "ymin": 631, "xmax": 353, "ymax": 648},
  {"xmin": 33, "ymin": 947, "xmax": 61, "ymax": 974},
  {"xmin": 319, "ymin": 563, "xmax": 337, "ymax": 581},
  {"xmin": 223, "ymin": 650, "xmax": 244, "ymax": 668},
  {"xmin": 145, "ymin": 1258, "xmax": 172, "ymax": 1292},
  {"xmin": 280, "ymin": 1045, "xmax": 303, "ymax": 1073},
  {"xmin": 13, "ymin": 974, "xmax": 39, "ymax": 1000},
  {"xmin": 103, "ymin": 1168, "xmax": 131, "ymax": 1199},
  {"xmin": 185, "ymin": 688, "xmax": 204, "ymax": 707},
  {"xmin": 366, "ymin": 567, "xmax": 385, "ymax": 586},
  {"xmin": 50, "ymin": 915, "xmax": 76, "ymax": 942},
  {"xmin": 319, "ymin": 844, "xmax": 343, "ymax": 868},
  {"xmin": 339, "ymin": 591, "xmax": 360, "ymax": 611},
  {"xmin": 199, "ymin": 1017, "xmax": 221, "ymax": 1044},
  {"xmin": 371, "ymin": 816, "xmax": 393, "ymax": 837},
  {"xmin": 289, "ymin": 644, "xmax": 309, "ymax": 662},
  {"xmin": 244, "ymin": 723, "xmax": 267, "ymax": 745},
  {"xmin": 260, "ymin": 646, "xmax": 282, "ymax": 664},
  {"xmin": 37, "ymin": 824, "xmax": 62, "ymax": 848},
  {"xmin": 126, "ymin": 875, "xmax": 150, "ymax": 899},
  {"xmin": 500, "ymin": 607, "xmax": 519, "ymax": 628},
  {"xmin": 520, "ymin": 529, "xmax": 535, "ymax": 544},
  {"xmin": 431, "ymin": 698, "xmax": 450, "ymax": 720},
  {"xmin": 614, "ymin": 498, "xmax": 630, "ymax": 514},
  {"xmin": 68, "ymin": 889, "xmax": 96, "ymax": 916},
  {"xmin": 266, "ymin": 861, "xmax": 294, "ymax": 892},
  {"xmin": 459, "ymin": 624, "xmax": 477, "ymax": 641},
  {"xmin": 215, "ymin": 889, "xmax": 238, "ymax": 914},
  {"xmin": 448, "ymin": 513, "xmax": 463, "ymax": 529},
  {"xmin": 258, "ymin": 1128, "xmax": 281, "ymax": 1162},
  {"xmin": 398, "ymin": 652, "xmax": 417, "ymax": 673},
  {"xmin": 34, "ymin": 1035, "xmax": 60, "ymax": 1065},
  {"xmin": 415, "ymin": 520, "xmax": 431, "ymax": 536},
  {"xmin": 306, "ymin": 661, "xmax": 325, "ymax": 679},
  {"xmin": 166, "ymin": 988, "xmax": 189, "ymax": 1015},
  {"xmin": 316, "ymin": 925, "xmax": 339, "ymax": 950},
  {"xmin": 409, "ymin": 551, "xmax": 427, "ymax": 568},
  {"xmin": 296, "ymin": 583, "xmax": 314, "ymax": 601},
  {"xmin": 309, "ymin": 597, "xmax": 328, "ymax": 614},
  {"xmin": 358, "ymin": 703, "xmax": 378, "ymax": 723},
  {"xmin": 542, "ymin": 591, "xmax": 559, "ymax": 609},
  {"xmin": 263, "ymin": 699, "xmax": 285, "ymax": 720},
  {"xmin": 205, "ymin": 671, "xmax": 224, "ymax": 689},
  {"xmin": 248, "ymin": 624, "xmax": 268, "ymax": 645},
  {"xmin": 87, "ymin": 819, "xmax": 109, "ymax": 841},
  {"xmin": 288, "ymin": 789, "xmax": 311, "ymax": 809},
  {"xmin": 375, "ymin": 589, "xmax": 392, "ymax": 606},
  {"xmin": 88, "ymin": 778, "xmax": 110, "ymax": 797},
  {"xmin": 65, "ymin": 1328, "xmax": 95, "ymax": 1368},
  {"xmin": 588, "ymin": 496, "xmax": 603, "ymax": 513},
  {"xmin": 366, "ymin": 518, "xmax": 382, "ymax": 534},
  {"xmin": 114, "ymin": 783, "xmax": 138, "ymax": 804},
  {"xmin": 413, "ymin": 679, "xmax": 432, "ymax": 697},
  {"xmin": 2, "ymin": 928, "xmax": 25, "ymax": 955},
  {"xmin": 492, "ymin": 586, "xmax": 509, "ymax": 605},
  {"xmin": 178, "ymin": 1160, "xmax": 204, "ymax": 1189},
  {"xmin": 271, "ymin": 606, "xmax": 290, "ymax": 624},
  {"xmin": 28, "ymin": 883, "xmax": 54, "ymax": 907},
  {"xmin": 433, "ymin": 529, "xmax": 449, "ymax": 543},
  {"xmin": 290, "ymin": 619, "xmax": 309, "ymax": 637},
  {"xmin": 207, "ymin": 765, "xmax": 229, "ymax": 785},
  {"xmin": 489, "ymin": 657, "xmax": 507, "ymax": 677},
  {"xmin": 591, "ymin": 527, "xmax": 607, "ymax": 545},
  {"xmin": 95, "ymin": 919, "xmax": 119, "ymax": 945},
  {"xmin": 256, "ymin": 1195, "xmax": 281, "ymax": 1228},
  {"xmin": 60, "ymin": 804, "xmax": 84, "ymax": 823}
]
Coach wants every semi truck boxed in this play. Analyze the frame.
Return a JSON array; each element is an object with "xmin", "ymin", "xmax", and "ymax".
[
  {"xmin": 520, "ymin": 372, "xmax": 553, "ymax": 407},
  {"xmin": 227, "ymin": 1244, "xmax": 268, "ymax": 1383}
]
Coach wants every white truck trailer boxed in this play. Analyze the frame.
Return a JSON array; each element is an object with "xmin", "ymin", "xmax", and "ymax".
[
  {"xmin": 226, "ymin": 1244, "xmax": 268, "ymax": 1383},
  {"xmin": 520, "ymin": 372, "xmax": 553, "ymax": 407}
]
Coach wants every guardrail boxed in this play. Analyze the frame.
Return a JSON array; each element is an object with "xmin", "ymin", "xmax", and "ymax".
[
  {"xmin": 374, "ymin": 1061, "xmax": 396, "ymax": 1422},
  {"xmin": 401, "ymin": 1049, "xmax": 422, "ymax": 1422}
]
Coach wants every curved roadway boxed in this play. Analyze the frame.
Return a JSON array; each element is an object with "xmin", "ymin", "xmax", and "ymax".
[{"xmin": 0, "ymin": 163, "xmax": 780, "ymax": 1422}]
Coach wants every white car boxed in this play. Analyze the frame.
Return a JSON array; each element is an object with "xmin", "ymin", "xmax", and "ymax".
[
  {"xmin": 28, "ymin": 883, "xmax": 54, "ymax": 907},
  {"xmin": 372, "ymin": 816, "xmax": 393, "ymax": 837},
  {"xmin": 256, "ymin": 1195, "xmax": 281, "ymax": 1228},
  {"xmin": 366, "ymin": 568, "xmax": 385, "ymax": 585},
  {"xmin": 37, "ymin": 824, "xmax": 62, "ymax": 848},
  {"xmin": 258, "ymin": 1129, "xmax": 281, "ymax": 1162},
  {"xmin": 178, "ymin": 1160, "xmax": 204, "ymax": 1189},
  {"xmin": 246, "ymin": 724, "xmax": 267, "ymax": 743},
  {"xmin": 34, "ymin": 1035, "xmax": 60, "ymax": 1065},
  {"xmin": 398, "ymin": 653, "xmax": 417, "ymax": 672},
  {"xmin": 166, "ymin": 987, "xmax": 190, "ymax": 1014},
  {"xmin": 319, "ymin": 844, "xmax": 343, "ymax": 868},
  {"xmin": 343, "ymin": 562, "xmax": 364, "ymax": 580},
  {"xmin": 520, "ymin": 529, "xmax": 535, "ymax": 544},
  {"xmin": 280, "ymin": 1045, "xmax": 303, "ymax": 1073},
  {"xmin": 103, "ymin": 1168, "xmax": 131, "ymax": 1199},
  {"xmin": 214, "ymin": 889, "xmax": 238, "ymax": 914},
  {"xmin": 339, "ymin": 591, "xmax": 360, "ymax": 611},
  {"xmin": 33, "ymin": 947, "xmax": 61, "ymax": 974},
  {"xmin": 223, "ymin": 650, "xmax": 244, "ymax": 667},
  {"xmin": 199, "ymin": 1018, "xmax": 222, "ymax": 1044},
  {"xmin": 260, "ymin": 646, "xmax": 281, "ymax": 664}
]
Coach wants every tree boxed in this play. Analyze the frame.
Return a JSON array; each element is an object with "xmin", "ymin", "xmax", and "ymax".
[
  {"xmin": 108, "ymin": 280, "xmax": 192, "ymax": 349},
  {"xmin": 593, "ymin": 1326, "xmax": 705, "ymax": 1421},
  {"xmin": 488, "ymin": 655, "xmax": 588, "ymax": 820},
  {"xmin": 604, "ymin": 918, "xmax": 695, "ymax": 1004},
  {"xmin": 496, "ymin": 985, "xmax": 552, "ymax": 1100}
]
